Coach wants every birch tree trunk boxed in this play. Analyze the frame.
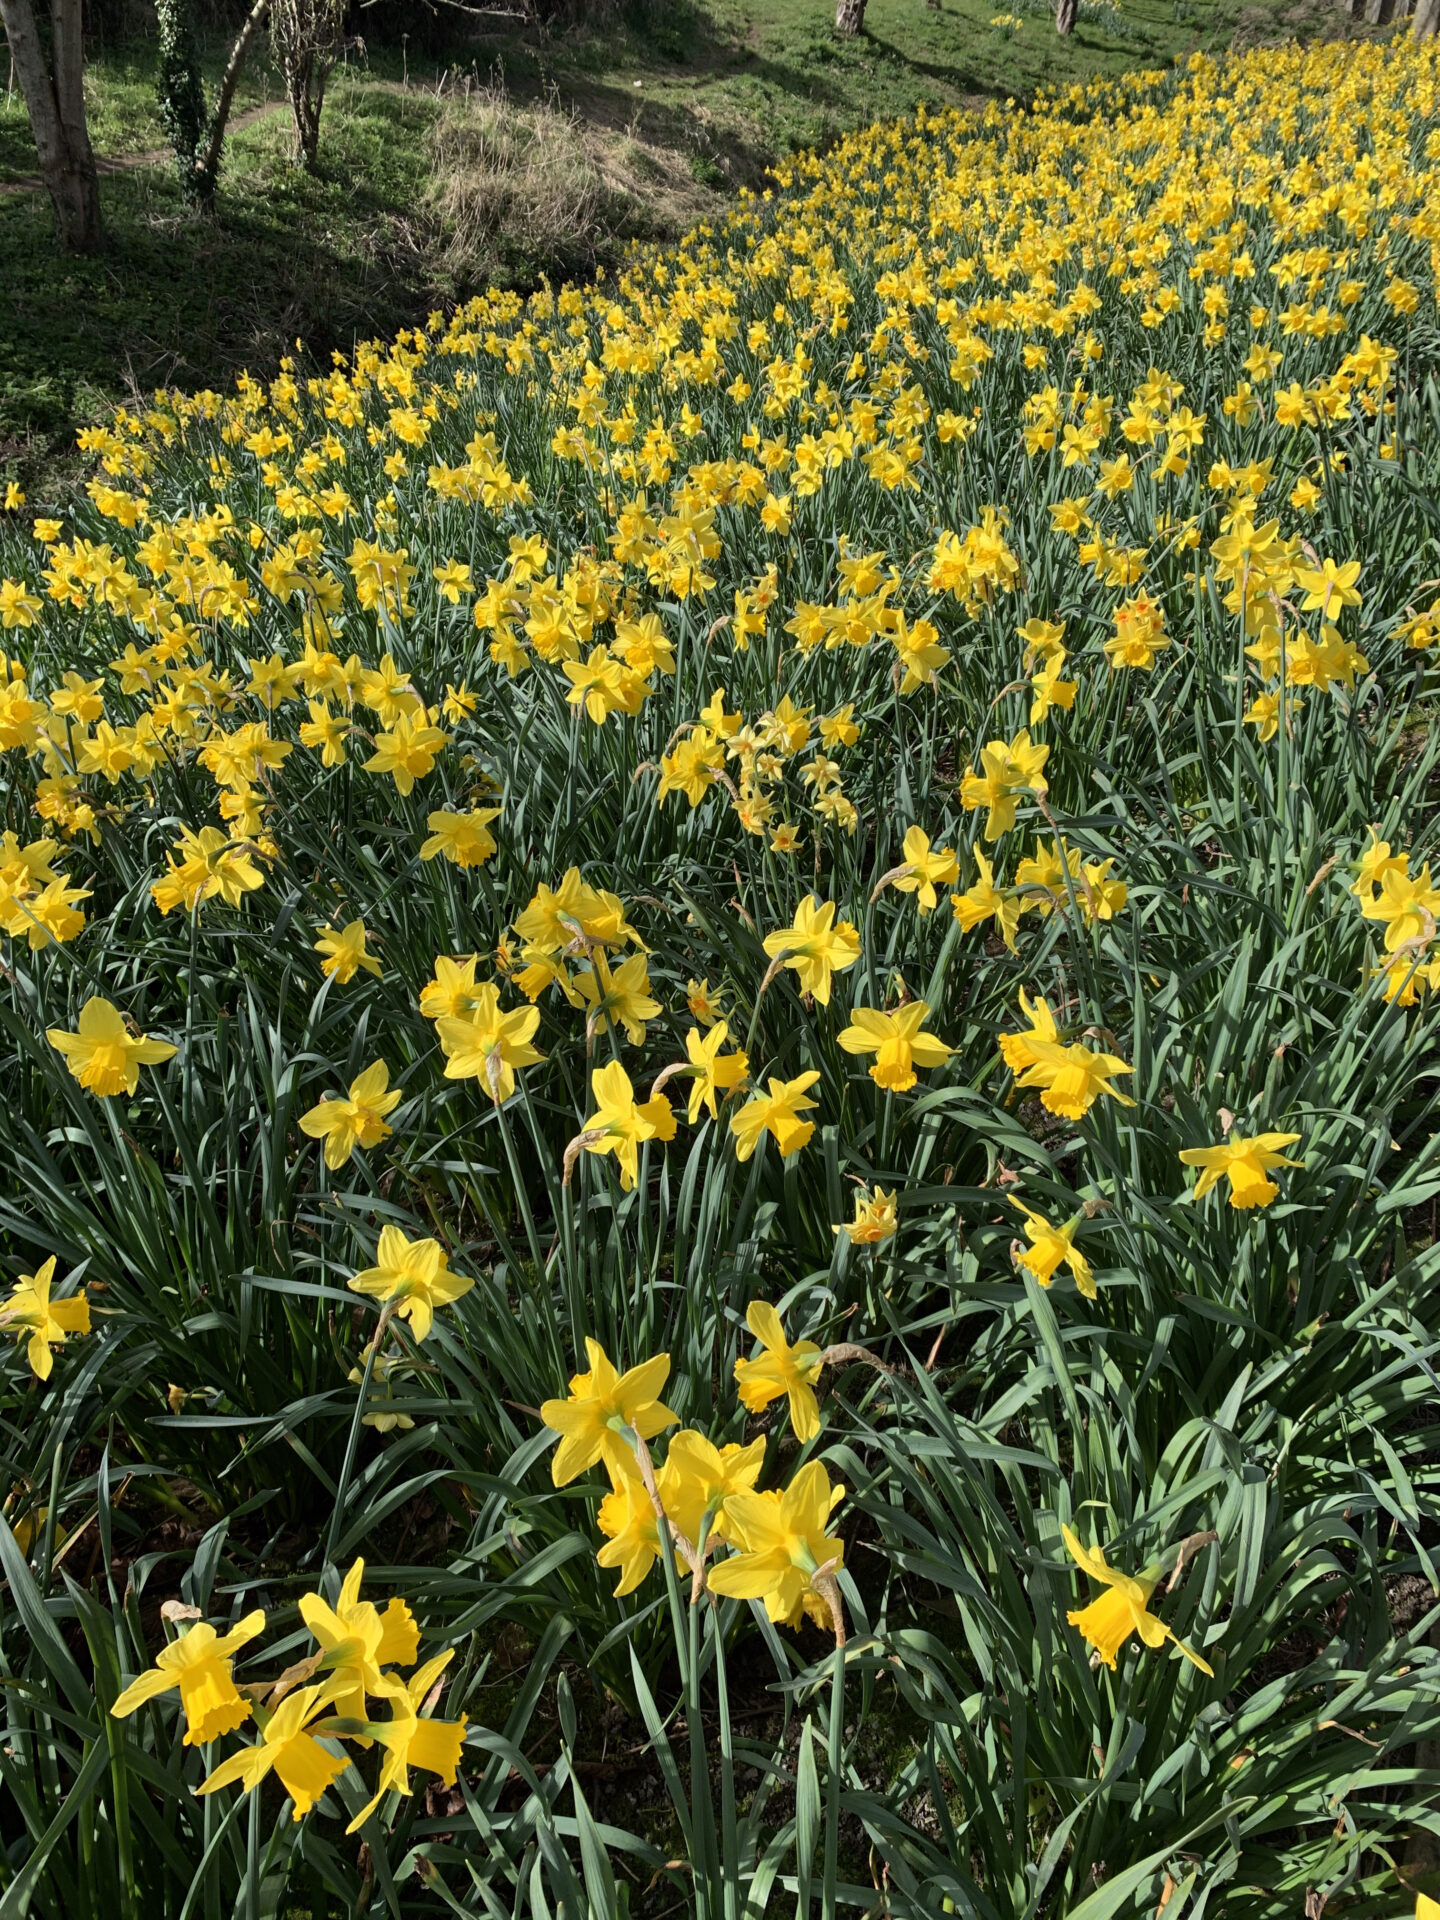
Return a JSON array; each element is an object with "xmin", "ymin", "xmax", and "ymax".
[
  {"xmin": 0, "ymin": 0, "xmax": 105, "ymax": 252},
  {"xmin": 834, "ymin": 0, "xmax": 867, "ymax": 36}
]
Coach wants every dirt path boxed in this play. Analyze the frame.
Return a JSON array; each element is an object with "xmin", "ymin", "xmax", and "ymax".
[{"xmin": 0, "ymin": 98, "xmax": 286, "ymax": 197}]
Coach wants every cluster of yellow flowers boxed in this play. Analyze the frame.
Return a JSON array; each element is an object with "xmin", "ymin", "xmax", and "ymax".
[
  {"xmin": 537, "ymin": 1310, "xmax": 1214, "ymax": 1672},
  {"xmin": 109, "ymin": 1560, "xmax": 466, "ymax": 1827}
]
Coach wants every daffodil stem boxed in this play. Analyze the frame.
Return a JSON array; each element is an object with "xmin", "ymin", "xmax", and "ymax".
[
  {"xmin": 822, "ymin": 1609, "xmax": 845, "ymax": 1920},
  {"xmin": 631, "ymin": 1431, "xmax": 703, "ymax": 1586},
  {"xmin": 323, "ymin": 1303, "xmax": 389, "ymax": 1568},
  {"xmin": 744, "ymin": 953, "xmax": 789, "ymax": 1061}
]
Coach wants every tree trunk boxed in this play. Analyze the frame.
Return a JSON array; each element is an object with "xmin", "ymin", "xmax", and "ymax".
[
  {"xmin": 1415, "ymin": 0, "xmax": 1439, "ymax": 38},
  {"xmin": 155, "ymin": 0, "xmax": 208, "ymax": 199},
  {"xmin": 1055, "ymin": 0, "xmax": 1078, "ymax": 32},
  {"xmin": 834, "ymin": 0, "xmax": 867, "ymax": 35},
  {"xmin": 196, "ymin": 0, "xmax": 271, "ymax": 206},
  {"xmin": 1364, "ymin": 0, "xmax": 1395, "ymax": 25},
  {"xmin": 0, "ymin": 0, "xmax": 105, "ymax": 251},
  {"xmin": 270, "ymin": 0, "xmax": 343, "ymax": 171}
]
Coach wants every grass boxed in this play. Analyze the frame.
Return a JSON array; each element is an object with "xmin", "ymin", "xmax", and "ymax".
[{"xmin": 0, "ymin": 0, "xmax": 1386, "ymax": 491}]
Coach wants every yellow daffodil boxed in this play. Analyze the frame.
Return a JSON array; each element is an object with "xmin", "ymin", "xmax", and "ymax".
[
  {"xmin": 684, "ymin": 1021, "xmax": 749, "ymax": 1122},
  {"xmin": 960, "ymin": 731, "xmax": 1049, "ymax": 840},
  {"xmin": 348, "ymin": 1226, "xmax": 473, "ymax": 1342},
  {"xmin": 436, "ymin": 983, "xmax": 543, "ymax": 1102},
  {"xmin": 197, "ymin": 1681, "xmax": 348, "ymax": 1821},
  {"xmin": 734, "ymin": 1300, "xmax": 824, "ymax": 1441},
  {"xmin": 111, "ymin": 1610, "xmax": 266, "ymax": 1745},
  {"xmin": 708, "ymin": 1460, "xmax": 846, "ymax": 1630},
  {"xmin": 729, "ymin": 1072, "xmax": 821, "ymax": 1162},
  {"xmin": 579, "ymin": 1061, "xmax": 676, "ymax": 1190},
  {"xmin": 1015, "ymin": 1036, "xmax": 1135, "ymax": 1120},
  {"xmin": 575, "ymin": 950, "xmax": 661, "ymax": 1046},
  {"xmin": 363, "ymin": 712, "xmax": 448, "ymax": 795},
  {"xmin": 298, "ymin": 1557, "xmax": 418, "ymax": 1732},
  {"xmin": 1062, "ymin": 1526, "xmax": 1212, "ymax": 1675},
  {"xmin": 596, "ymin": 1451, "xmax": 669, "ymax": 1596},
  {"xmin": 661, "ymin": 1430, "xmax": 767, "ymax": 1549},
  {"xmin": 761, "ymin": 896, "xmax": 861, "ymax": 1005},
  {"xmin": 951, "ymin": 848, "xmax": 1021, "ymax": 950},
  {"xmin": 836, "ymin": 1187, "xmax": 899, "ymax": 1244},
  {"xmin": 1, "ymin": 1257, "xmax": 90, "ymax": 1379},
  {"xmin": 344, "ymin": 1649, "xmax": 468, "ymax": 1833},
  {"xmin": 539, "ymin": 1337, "xmax": 677, "ymax": 1486},
  {"xmin": 299, "ymin": 1060, "xmax": 401, "ymax": 1168},
  {"xmin": 314, "ymin": 918, "xmax": 382, "ymax": 985},
  {"xmin": 45, "ymin": 996, "xmax": 176, "ymax": 1097},
  {"xmin": 1011, "ymin": 1200, "xmax": 1095, "ymax": 1296},
  {"xmin": 891, "ymin": 826, "xmax": 960, "ymax": 912},
  {"xmin": 1178, "ymin": 1131, "xmax": 1303, "ymax": 1208},
  {"xmin": 418, "ymin": 953, "xmax": 480, "ymax": 1022},
  {"xmin": 837, "ymin": 1001, "xmax": 951, "ymax": 1093},
  {"xmin": 420, "ymin": 806, "xmax": 501, "ymax": 868}
]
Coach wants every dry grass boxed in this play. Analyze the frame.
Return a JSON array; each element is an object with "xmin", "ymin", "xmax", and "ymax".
[{"xmin": 424, "ymin": 82, "xmax": 720, "ymax": 289}]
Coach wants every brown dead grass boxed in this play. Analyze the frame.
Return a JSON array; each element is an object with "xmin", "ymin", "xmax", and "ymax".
[{"xmin": 424, "ymin": 82, "xmax": 720, "ymax": 290}]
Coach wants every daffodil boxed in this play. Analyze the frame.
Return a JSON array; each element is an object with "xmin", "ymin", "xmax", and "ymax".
[
  {"xmin": 314, "ymin": 918, "xmax": 382, "ymax": 985},
  {"xmin": 1011, "ymin": 1200, "xmax": 1094, "ymax": 1296},
  {"xmin": 343, "ymin": 1649, "xmax": 468, "ymax": 1833},
  {"xmin": 837, "ymin": 1001, "xmax": 951, "ymax": 1093},
  {"xmin": 891, "ymin": 826, "xmax": 960, "ymax": 912},
  {"xmin": 1, "ymin": 1257, "xmax": 90, "ymax": 1379},
  {"xmin": 1016, "ymin": 1036, "xmax": 1135, "ymax": 1120},
  {"xmin": 539, "ymin": 1338, "xmax": 677, "ymax": 1486},
  {"xmin": 575, "ymin": 950, "xmax": 661, "ymax": 1045},
  {"xmin": 420, "ymin": 806, "xmax": 501, "ymax": 867},
  {"xmin": 299, "ymin": 1558, "xmax": 418, "ymax": 1732},
  {"xmin": 436, "ymin": 983, "xmax": 543, "ymax": 1102},
  {"xmin": 579, "ymin": 1060, "xmax": 675, "ymax": 1190},
  {"xmin": 364, "ymin": 712, "xmax": 448, "ymax": 795},
  {"xmin": 734, "ymin": 1300, "xmax": 824, "ymax": 1441},
  {"xmin": 111, "ymin": 1610, "xmax": 266, "ymax": 1745},
  {"xmin": 596, "ymin": 1450, "xmax": 669, "ymax": 1596},
  {"xmin": 661, "ymin": 1430, "xmax": 766, "ymax": 1549},
  {"xmin": 836, "ymin": 1187, "xmax": 899, "ymax": 1244},
  {"xmin": 951, "ymin": 848, "xmax": 1021, "ymax": 950},
  {"xmin": 418, "ymin": 953, "xmax": 480, "ymax": 1022},
  {"xmin": 1359, "ymin": 863, "xmax": 1440, "ymax": 952},
  {"xmin": 708, "ymin": 1460, "xmax": 846, "ymax": 1630},
  {"xmin": 999, "ymin": 988, "xmax": 1060, "ymax": 1073},
  {"xmin": 960, "ymin": 731, "xmax": 1049, "ymax": 840},
  {"xmin": 196, "ymin": 1681, "xmax": 348, "ymax": 1821},
  {"xmin": 684, "ymin": 1021, "xmax": 749, "ymax": 1121},
  {"xmin": 348, "ymin": 1226, "xmax": 473, "ymax": 1342},
  {"xmin": 299, "ymin": 1060, "xmax": 402, "ymax": 1168},
  {"xmin": 45, "ymin": 996, "xmax": 176, "ymax": 1097},
  {"xmin": 761, "ymin": 896, "xmax": 861, "ymax": 1004},
  {"xmin": 1178, "ymin": 1131, "xmax": 1303, "ymax": 1208},
  {"xmin": 729, "ymin": 1072, "xmax": 821, "ymax": 1161},
  {"xmin": 1062, "ymin": 1526, "xmax": 1212, "ymax": 1675}
]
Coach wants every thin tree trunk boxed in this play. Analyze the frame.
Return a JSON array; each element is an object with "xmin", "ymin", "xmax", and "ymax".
[
  {"xmin": 0, "ymin": 0, "xmax": 104, "ymax": 251},
  {"xmin": 1415, "ymin": 0, "xmax": 1439, "ymax": 37},
  {"xmin": 1365, "ymin": 0, "xmax": 1395, "ymax": 25},
  {"xmin": 1055, "ymin": 0, "xmax": 1078, "ymax": 32},
  {"xmin": 196, "ymin": 0, "xmax": 270, "ymax": 204},
  {"xmin": 834, "ymin": 0, "xmax": 867, "ymax": 35}
]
